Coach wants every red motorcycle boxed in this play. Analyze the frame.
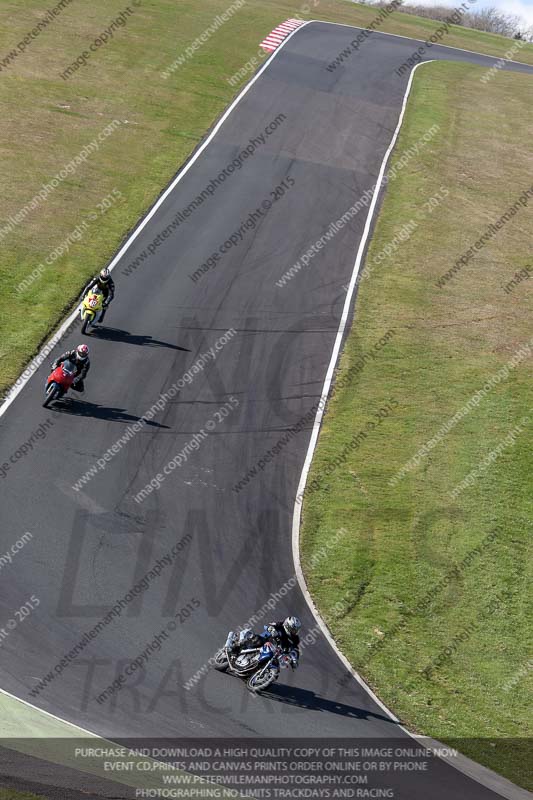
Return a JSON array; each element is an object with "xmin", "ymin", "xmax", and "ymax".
[{"xmin": 43, "ymin": 360, "xmax": 78, "ymax": 408}]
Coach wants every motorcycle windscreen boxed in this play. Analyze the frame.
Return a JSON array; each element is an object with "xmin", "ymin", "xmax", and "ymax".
[{"xmin": 62, "ymin": 360, "xmax": 76, "ymax": 375}]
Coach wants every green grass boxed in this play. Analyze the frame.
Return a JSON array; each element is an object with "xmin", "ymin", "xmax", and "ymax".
[
  {"xmin": 1, "ymin": 0, "xmax": 533, "ymax": 396},
  {"xmin": 0, "ymin": 0, "xmax": 532, "ymax": 787},
  {"xmin": 0, "ymin": 790, "xmax": 44, "ymax": 800},
  {"xmin": 300, "ymin": 61, "xmax": 533, "ymax": 788}
]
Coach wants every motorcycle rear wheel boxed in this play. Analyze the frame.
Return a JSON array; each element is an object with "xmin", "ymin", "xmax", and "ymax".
[
  {"xmin": 247, "ymin": 667, "xmax": 278, "ymax": 693},
  {"xmin": 213, "ymin": 649, "xmax": 229, "ymax": 672}
]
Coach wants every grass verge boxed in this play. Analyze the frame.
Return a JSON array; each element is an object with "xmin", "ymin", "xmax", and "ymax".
[
  {"xmin": 300, "ymin": 60, "xmax": 533, "ymax": 788},
  {"xmin": 1, "ymin": 0, "xmax": 533, "ymax": 396},
  {"xmin": 1, "ymin": 2, "xmax": 531, "ymax": 784}
]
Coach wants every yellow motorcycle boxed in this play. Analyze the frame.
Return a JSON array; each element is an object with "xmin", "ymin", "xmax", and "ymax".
[{"xmin": 80, "ymin": 288, "xmax": 104, "ymax": 335}]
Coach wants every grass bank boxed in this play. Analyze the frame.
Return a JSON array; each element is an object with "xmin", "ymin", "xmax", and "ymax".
[
  {"xmin": 1, "ymin": 0, "xmax": 533, "ymax": 396},
  {"xmin": 300, "ymin": 60, "xmax": 533, "ymax": 788},
  {"xmin": 0, "ymin": 0, "xmax": 531, "ymax": 788}
]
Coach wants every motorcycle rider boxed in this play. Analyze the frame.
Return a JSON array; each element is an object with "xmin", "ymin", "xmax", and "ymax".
[
  {"xmin": 230, "ymin": 616, "xmax": 301, "ymax": 669},
  {"xmin": 52, "ymin": 344, "xmax": 90, "ymax": 392},
  {"xmin": 81, "ymin": 267, "xmax": 115, "ymax": 322}
]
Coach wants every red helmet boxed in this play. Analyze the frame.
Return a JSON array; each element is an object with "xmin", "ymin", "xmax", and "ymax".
[{"xmin": 76, "ymin": 344, "xmax": 89, "ymax": 361}]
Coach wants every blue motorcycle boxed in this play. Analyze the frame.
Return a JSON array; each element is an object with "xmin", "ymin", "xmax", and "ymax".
[{"xmin": 214, "ymin": 629, "xmax": 293, "ymax": 693}]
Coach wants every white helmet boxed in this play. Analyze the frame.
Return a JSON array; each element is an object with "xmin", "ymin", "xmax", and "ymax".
[
  {"xmin": 76, "ymin": 344, "xmax": 89, "ymax": 361},
  {"xmin": 283, "ymin": 616, "xmax": 301, "ymax": 636}
]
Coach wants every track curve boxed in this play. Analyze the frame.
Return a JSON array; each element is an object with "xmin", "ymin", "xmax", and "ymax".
[{"xmin": 1, "ymin": 20, "xmax": 532, "ymax": 798}]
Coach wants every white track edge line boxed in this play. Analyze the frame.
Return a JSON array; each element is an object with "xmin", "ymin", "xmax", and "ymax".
[
  {"xmin": 0, "ymin": 19, "xmax": 317, "ymax": 741},
  {"xmin": 0, "ymin": 23, "xmax": 527, "ymax": 797},
  {"xmin": 0, "ymin": 684, "xmax": 101, "ymax": 738},
  {"xmin": 316, "ymin": 18, "xmax": 533, "ymax": 68},
  {"xmin": 291, "ymin": 58, "xmax": 432, "ymax": 730},
  {"xmin": 290, "ymin": 27, "xmax": 530, "ymax": 799},
  {"xmin": 2, "ymin": 18, "xmax": 530, "ymax": 421},
  {"xmin": 0, "ymin": 21, "xmax": 313, "ymax": 423}
]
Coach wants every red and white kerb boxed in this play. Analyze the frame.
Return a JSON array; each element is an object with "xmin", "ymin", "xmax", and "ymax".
[{"xmin": 260, "ymin": 19, "xmax": 305, "ymax": 53}]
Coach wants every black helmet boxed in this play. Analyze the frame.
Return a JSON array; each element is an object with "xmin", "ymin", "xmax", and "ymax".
[{"xmin": 99, "ymin": 267, "xmax": 111, "ymax": 283}]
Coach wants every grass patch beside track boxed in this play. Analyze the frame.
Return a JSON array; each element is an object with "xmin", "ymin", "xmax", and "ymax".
[
  {"xmin": 0, "ymin": 2, "xmax": 531, "ymax": 782},
  {"xmin": 300, "ymin": 61, "xmax": 533, "ymax": 788},
  {"xmin": 1, "ymin": 0, "xmax": 533, "ymax": 396}
]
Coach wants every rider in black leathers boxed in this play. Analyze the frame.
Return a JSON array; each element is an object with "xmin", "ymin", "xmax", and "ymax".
[
  {"xmin": 265, "ymin": 620, "xmax": 301, "ymax": 654},
  {"xmin": 230, "ymin": 616, "xmax": 301, "ymax": 668},
  {"xmin": 81, "ymin": 268, "xmax": 115, "ymax": 321},
  {"xmin": 52, "ymin": 344, "xmax": 90, "ymax": 392}
]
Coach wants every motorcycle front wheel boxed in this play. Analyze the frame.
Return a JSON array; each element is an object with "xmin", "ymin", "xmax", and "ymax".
[
  {"xmin": 81, "ymin": 313, "xmax": 93, "ymax": 335},
  {"xmin": 213, "ymin": 649, "xmax": 229, "ymax": 672},
  {"xmin": 43, "ymin": 382, "xmax": 59, "ymax": 408},
  {"xmin": 247, "ymin": 666, "xmax": 279, "ymax": 693}
]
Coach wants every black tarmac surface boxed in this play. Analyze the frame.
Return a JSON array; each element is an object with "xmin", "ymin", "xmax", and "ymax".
[{"xmin": 1, "ymin": 21, "xmax": 532, "ymax": 799}]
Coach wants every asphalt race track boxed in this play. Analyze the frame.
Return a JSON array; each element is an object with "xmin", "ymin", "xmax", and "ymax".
[{"xmin": 1, "ymin": 21, "xmax": 532, "ymax": 799}]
